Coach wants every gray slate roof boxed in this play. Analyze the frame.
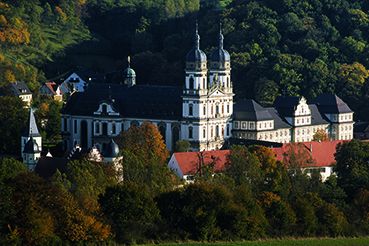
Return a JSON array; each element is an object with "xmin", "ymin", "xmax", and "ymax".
[
  {"xmin": 309, "ymin": 104, "xmax": 329, "ymax": 125},
  {"xmin": 62, "ymin": 83, "xmax": 183, "ymax": 120},
  {"xmin": 22, "ymin": 108, "xmax": 41, "ymax": 137},
  {"xmin": 234, "ymin": 99, "xmax": 274, "ymax": 121},
  {"xmin": 266, "ymin": 108, "xmax": 291, "ymax": 129},
  {"xmin": 274, "ymin": 96, "xmax": 301, "ymax": 117},
  {"xmin": 313, "ymin": 93, "xmax": 352, "ymax": 114},
  {"xmin": 9, "ymin": 81, "xmax": 31, "ymax": 96}
]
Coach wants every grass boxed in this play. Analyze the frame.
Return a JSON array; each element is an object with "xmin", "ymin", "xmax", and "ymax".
[{"xmin": 144, "ymin": 237, "xmax": 369, "ymax": 246}]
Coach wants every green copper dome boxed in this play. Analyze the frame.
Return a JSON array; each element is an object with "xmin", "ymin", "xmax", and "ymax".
[{"xmin": 124, "ymin": 67, "xmax": 136, "ymax": 78}]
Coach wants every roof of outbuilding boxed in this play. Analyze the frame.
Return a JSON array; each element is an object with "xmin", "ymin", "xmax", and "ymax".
[
  {"xmin": 272, "ymin": 140, "xmax": 346, "ymax": 168},
  {"xmin": 35, "ymin": 156, "xmax": 68, "ymax": 179},
  {"xmin": 9, "ymin": 81, "xmax": 31, "ymax": 96},
  {"xmin": 234, "ymin": 99, "xmax": 274, "ymax": 121},
  {"xmin": 313, "ymin": 93, "xmax": 353, "ymax": 114},
  {"xmin": 62, "ymin": 83, "xmax": 183, "ymax": 120},
  {"xmin": 173, "ymin": 150, "xmax": 230, "ymax": 176}
]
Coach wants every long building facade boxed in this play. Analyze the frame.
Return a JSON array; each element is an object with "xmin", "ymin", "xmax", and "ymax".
[{"xmin": 61, "ymin": 27, "xmax": 354, "ymax": 153}]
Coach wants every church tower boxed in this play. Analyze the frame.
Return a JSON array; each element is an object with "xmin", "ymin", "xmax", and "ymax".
[
  {"xmin": 21, "ymin": 108, "xmax": 42, "ymax": 165},
  {"xmin": 181, "ymin": 23, "xmax": 233, "ymax": 151},
  {"xmin": 23, "ymin": 136, "xmax": 41, "ymax": 171},
  {"xmin": 209, "ymin": 24, "xmax": 232, "ymax": 94},
  {"xmin": 123, "ymin": 56, "xmax": 136, "ymax": 87}
]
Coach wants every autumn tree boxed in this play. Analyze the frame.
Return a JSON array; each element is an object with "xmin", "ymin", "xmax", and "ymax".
[
  {"xmin": 312, "ymin": 129, "xmax": 329, "ymax": 142},
  {"xmin": 116, "ymin": 121, "xmax": 169, "ymax": 163}
]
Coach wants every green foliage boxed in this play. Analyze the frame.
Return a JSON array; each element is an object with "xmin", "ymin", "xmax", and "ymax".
[
  {"xmin": 175, "ymin": 140, "xmax": 191, "ymax": 152},
  {"xmin": 335, "ymin": 140, "xmax": 369, "ymax": 197},
  {"xmin": 0, "ymin": 96, "xmax": 27, "ymax": 155},
  {"xmin": 99, "ymin": 183, "xmax": 160, "ymax": 244}
]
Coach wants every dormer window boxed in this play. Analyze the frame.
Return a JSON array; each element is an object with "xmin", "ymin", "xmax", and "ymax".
[{"xmin": 102, "ymin": 104, "xmax": 107, "ymax": 114}]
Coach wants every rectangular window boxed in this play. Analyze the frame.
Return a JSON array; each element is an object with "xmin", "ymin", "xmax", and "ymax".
[
  {"xmin": 63, "ymin": 118, "xmax": 67, "ymax": 131},
  {"xmin": 234, "ymin": 122, "xmax": 239, "ymax": 129},
  {"xmin": 189, "ymin": 104, "xmax": 193, "ymax": 116},
  {"xmin": 74, "ymin": 120, "xmax": 77, "ymax": 134},
  {"xmin": 189, "ymin": 127, "xmax": 193, "ymax": 139},
  {"xmin": 95, "ymin": 123, "xmax": 100, "ymax": 134},
  {"xmin": 112, "ymin": 123, "xmax": 116, "ymax": 134},
  {"xmin": 227, "ymin": 104, "xmax": 230, "ymax": 113},
  {"xmin": 226, "ymin": 124, "xmax": 230, "ymax": 136}
]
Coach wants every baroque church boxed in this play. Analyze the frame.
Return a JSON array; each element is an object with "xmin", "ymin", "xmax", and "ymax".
[
  {"xmin": 61, "ymin": 25, "xmax": 233, "ymax": 152},
  {"xmin": 60, "ymin": 25, "xmax": 354, "ymax": 153}
]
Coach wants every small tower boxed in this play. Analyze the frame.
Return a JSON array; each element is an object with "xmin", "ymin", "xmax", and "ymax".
[
  {"xmin": 123, "ymin": 56, "xmax": 136, "ymax": 87},
  {"xmin": 21, "ymin": 108, "xmax": 42, "ymax": 162},
  {"xmin": 23, "ymin": 136, "xmax": 41, "ymax": 171},
  {"xmin": 103, "ymin": 139, "xmax": 123, "ymax": 182},
  {"xmin": 209, "ymin": 23, "xmax": 232, "ymax": 92}
]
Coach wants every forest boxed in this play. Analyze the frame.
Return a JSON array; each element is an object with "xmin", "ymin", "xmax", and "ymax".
[
  {"xmin": 2, "ymin": 0, "xmax": 369, "ymax": 118},
  {"xmin": 1, "ymin": 122, "xmax": 369, "ymax": 244},
  {"xmin": 2, "ymin": 0, "xmax": 369, "ymax": 244}
]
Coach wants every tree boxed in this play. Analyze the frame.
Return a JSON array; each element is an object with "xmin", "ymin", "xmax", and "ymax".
[
  {"xmin": 335, "ymin": 140, "xmax": 369, "ymax": 197},
  {"xmin": 116, "ymin": 121, "xmax": 169, "ymax": 163},
  {"xmin": 99, "ymin": 183, "xmax": 160, "ymax": 244},
  {"xmin": 224, "ymin": 145, "xmax": 263, "ymax": 190},
  {"xmin": 0, "ymin": 96, "xmax": 27, "ymax": 155},
  {"xmin": 175, "ymin": 140, "xmax": 191, "ymax": 152},
  {"xmin": 312, "ymin": 129, "xmax": 329, "ymax": 142}
]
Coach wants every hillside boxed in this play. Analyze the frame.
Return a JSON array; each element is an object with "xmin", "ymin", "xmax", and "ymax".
[{"xmin": 3, "ymin": 0, "xmax": 369, "ymax": 119}]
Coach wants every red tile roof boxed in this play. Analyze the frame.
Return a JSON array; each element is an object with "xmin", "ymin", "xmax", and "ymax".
[
  {"xmin": 173, "ymin": 150, "xmax": 230, "ymax": 175},
  {"xmin": 272, "ymin": 140, "xmax": 346, "ymax": 167},
  {"xmin": 45, "ymin": 82, "xmax": 57, "ymax": 95},
  {"xmin": 172, "ymin": 141, "xmax": 347, "ymax": 175}
]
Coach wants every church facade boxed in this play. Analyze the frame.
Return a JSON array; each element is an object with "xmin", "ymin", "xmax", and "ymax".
[{"xmin": 61, "ymin": 26, "xmax": 233, "ymax": 152}]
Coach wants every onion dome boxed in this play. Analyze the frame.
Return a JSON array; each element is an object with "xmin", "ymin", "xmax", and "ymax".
[
  {"xmin": 23, "ymin": 137, "xmax": 40, "ymax": 154},
  {"xmin": 186, "ymin": 23, "xmax": 207, "ymax": 63},
  {"xmin": 104, "ymin": 139, "xmax": 120, "ymax": 158},
  {"xmin": 211, "ymin": 24, "xmax": 230, "ymax": 63},
  {"xmin": 123, "ymin": 56, "xmax": 136, "ymax": 78}
]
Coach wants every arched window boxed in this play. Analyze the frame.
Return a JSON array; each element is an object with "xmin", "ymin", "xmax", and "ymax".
[
  {"xmin": 221, "ymin": 104, "xmax": 224, "ymax": 114},
  {"xmin": 188, "ymin": 126, "xmax": 193, "ymax": 139},
  {"xmin": 216, "ymin": 105, "xmax": 219, "ymax": 115},
  {"xmin": 227, "ymin": 77, "xmax": 230, "ymax": 87},
  {"xmin": 203, "ymin": 127, "xmax": 206, "ymax": 138},
  {"xmin": 211, "ymin": 126, "xmax": 214, "ymax": 138},
  {"xmin": 221, "ymin": 127, "xmax": 224, "ymax": 136},
  {"xmin": 203, "ymin": 78, "xmax": 206, "ymax": 89},
  {"xmin": 189, "ymin": 77, "xmax": 194, "ymax": 90},
  {"xmin": 226, "ymin": 124, "xmax": 230, "ymax": 136},
  {"xmin": 203, "ymin": 106, "xmax": 206, "ymax": 116},
  {"xmin": 216, "ymin": 125, "xmax": 219, "ymax": 137},
  {"xmin": 189, "ymin": 104, "xmax": 193, "ymax": 116},
  {"xmin": 112, "ymin": 123, "xmax": 116, "ymax": 134}
]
